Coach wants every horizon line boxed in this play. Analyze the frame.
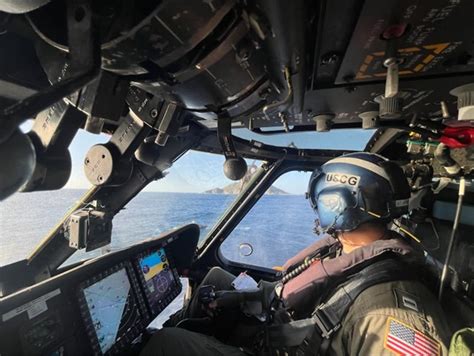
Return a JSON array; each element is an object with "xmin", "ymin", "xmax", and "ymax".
[{"xmin": 59, "ymin": 188, "xmax": 303, "ymax": 196}]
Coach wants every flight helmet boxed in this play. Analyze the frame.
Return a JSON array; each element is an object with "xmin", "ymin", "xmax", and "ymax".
[{"xmin": 307, "ymin": 152, "xmax": 410, "ymax": 233}]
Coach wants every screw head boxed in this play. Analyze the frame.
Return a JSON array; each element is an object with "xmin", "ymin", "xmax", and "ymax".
[
  {"xmin": 320, "ymin": 53, "xmax": 339, "ymax": 66},
  {"xmin": 258, "ymin": 87, "xmax": 272, "ymax": 99},
  {"xmin": 150, "ymin": 109, "xmax": 158, "ymax": 118}
]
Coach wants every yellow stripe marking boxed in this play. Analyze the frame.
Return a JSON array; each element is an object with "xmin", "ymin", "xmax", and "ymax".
[
  {"xmin": 364, "ymin": 55, "xmax": 374, "ymax": 64},
  {"xmin": 414, "ymin": 64, "xmax": 424, "ymax": 72},
  {"xmin": 423, "ymin": 54, "xmax": 435, "ymax": 64},
  {"xmin": 398, "ymin": 47, "xmax": 421, "ymax": 53},
  {"xmin": 423, "ymin": 43, "xmax": 450, "ymax": 54}
]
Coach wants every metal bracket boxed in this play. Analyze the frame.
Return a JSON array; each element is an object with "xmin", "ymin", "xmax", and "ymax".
[
  {"xmin": 84, "ymin": 114, "xmax": 152, "ymax": 186},
  {"xmin": 21, "ymin": 101, "xmax": 86, "ymax": 192},
  {"xmin": 68, "ymin": 207, "xmax": 112, "ymax": 252},
  {"xmin": 0, "ymin": 0, "xmax": 100, "ymax": 143},
  {"xmin": 217, "ymin": 112, "xmax": 248, "ymax": 180}
]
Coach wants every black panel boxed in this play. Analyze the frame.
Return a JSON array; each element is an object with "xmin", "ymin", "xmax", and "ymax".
[
  {"xmin": 246, "ymin": 74, "xmax": 474, "ymax": 129},
  {"xmin": 336, "ymin": 0, "xmax": 474, "ymax": 83},
  {"xmin": 244, "ymin": 0, "xmax": 474, "ymax": 130}
]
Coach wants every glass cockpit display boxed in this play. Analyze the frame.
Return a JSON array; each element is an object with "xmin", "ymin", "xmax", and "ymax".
[
  {"xmin": 80, "ymin": 266, "xmax": 143, "ymax": 354},
  {"xmin": 138, "ymin": 248, "xmax": 179, "ymax": 309}
]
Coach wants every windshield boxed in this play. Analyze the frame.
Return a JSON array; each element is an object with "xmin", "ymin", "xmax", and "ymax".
[
  {"xmin": 0, "ymin": 126, "xmax": 253, "ymax": 266},
  {"xmin": 0, "ymin": 127, "xmax": 369, "ymax": 267},
  {"xmin": 234, "ymin": 128, "xmax": 375, "ymax": 150}
]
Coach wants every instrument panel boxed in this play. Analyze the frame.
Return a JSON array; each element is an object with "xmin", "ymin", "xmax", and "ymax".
[
  {"xmin": 0, "ymin": 224, "xmax": 199, "ymax": 356},
  {"xmin": 135, "ymin": 248, "xmax": 181, "ymax": 316},
  {"xmin": 77, "ymin": 262, "xmax": 148, "ymax": 355}
]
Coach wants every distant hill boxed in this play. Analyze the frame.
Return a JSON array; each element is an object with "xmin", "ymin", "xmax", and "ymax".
[
  {"xmin": 205, "ymin": 162, "xmax": 288, "ymax": 195},
  {"xmin": 205, "ymin": 182, "xmax": 288, "ymax": 195}
]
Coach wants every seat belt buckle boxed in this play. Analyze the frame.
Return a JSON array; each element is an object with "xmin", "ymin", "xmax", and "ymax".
[{"xmin": 313, "ymin": 308, "xmax": 341, "ymax": 339}]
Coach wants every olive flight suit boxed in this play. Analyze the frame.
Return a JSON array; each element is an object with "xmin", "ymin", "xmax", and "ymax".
[
  {"xmin": 141, "ymin": 269, "xmax": 450, "ymax": 355},
  {"xmin": 328, "ymin": 279, "xmax": 450, "ymax": 355}
]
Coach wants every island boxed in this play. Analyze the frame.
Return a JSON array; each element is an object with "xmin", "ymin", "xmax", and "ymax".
[
  {"xmin": 205, "ymin": 182, "xmax": 287, "ymax": 195},
  {"xmin": 205, "ymin": 163, "xmax": 288, "ymax": 195}
]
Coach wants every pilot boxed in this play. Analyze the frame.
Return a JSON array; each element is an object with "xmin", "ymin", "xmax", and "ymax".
[{"xmin": 141, "ymin": 152, "xmax": 451, "ymax": 355}]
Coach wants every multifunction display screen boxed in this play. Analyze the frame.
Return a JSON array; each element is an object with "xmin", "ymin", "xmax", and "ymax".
[
  {"xmin": 138, "ymin": 248, "xmax": 177, "ymax": 308},
  {"xmin": 82, "ymin": 267, "xmax": 142, "ymax": 354}
]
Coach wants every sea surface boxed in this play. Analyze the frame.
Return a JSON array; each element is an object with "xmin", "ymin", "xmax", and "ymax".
[
  {"xmin": 0, "ymin": 189, "xmax": 319, "ymax": 267},
  {"xmin": 0, "ymin": 189, "xmax": 319, "ymax": 326}
]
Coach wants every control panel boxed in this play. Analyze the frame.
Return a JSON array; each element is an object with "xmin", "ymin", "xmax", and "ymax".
[
  {"xmin": 0, "ymin": 224, "xmax": 199, "ymax": 356},
  {"xmin": 77, "ymin": 262, "xmax": 149, "ymax": 355},
  {"xmin": 135, "ymin": 248, "xmax": 181, "ymax": 316}
]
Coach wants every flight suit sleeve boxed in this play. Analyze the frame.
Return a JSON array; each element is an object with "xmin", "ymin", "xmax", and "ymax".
[
  {"xmin": 342, "ymin": 312, "xmax": 448, "ymax": 355},
  {"xmin": 328, "ymin": 281, "xmax": 451, "ymax": 356}
]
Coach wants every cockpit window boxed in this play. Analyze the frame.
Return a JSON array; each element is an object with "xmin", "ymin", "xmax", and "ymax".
[
  {"xmin": 60, "ymin": 150, "xmax": 253, "ymax": 266},
  {"xmin": 0, "ymin": 129, "xmax": 107, "ymax": 267},
  {"xmin": 234, "ymin": 128, "xmax": 375, "ymax": 150},
  {"xmin": 0, "ymin": 126, "xmax": 367, "ymax": 268},
  {"xmin": 0, "ymin": 130, "xmax": 248, "ymax": 267},
  {"xmin": 0, "ymin": 190, "xmax": 86, "ymax": 266},
  {"xmin": 220, "ymin": 170, "xmax": 320, "ymax": 268}
]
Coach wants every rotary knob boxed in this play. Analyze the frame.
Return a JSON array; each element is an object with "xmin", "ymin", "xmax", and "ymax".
[{"xmin": 375, "ymin": 95, "xmax": 402, "ymax": 119}]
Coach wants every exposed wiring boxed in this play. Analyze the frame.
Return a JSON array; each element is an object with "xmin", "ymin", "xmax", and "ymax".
[
  {"xmin": 361, "ymin": 208, "xmax": 422, "ymax": 244},
  {"xmin": 393, "ymin": 221, "xmax": 421, "ymax": 244},
  {"xmin": 438, "ymin": 176, "xmax": 466, "ymax": 302},
  {"xmin": 423, "ymin": 218, "xmax": 441, "ymax": 251}
]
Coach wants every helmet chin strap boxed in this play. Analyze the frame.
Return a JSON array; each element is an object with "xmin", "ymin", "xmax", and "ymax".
[{"xmin": 313, "ymin": 219, "xmax": 324, "ymax": 235}]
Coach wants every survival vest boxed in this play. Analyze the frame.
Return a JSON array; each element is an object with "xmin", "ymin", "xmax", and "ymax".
[
  {"xmin": 259, "ymin": 233, "xmax": 426, "ymax": 356},
  {"xmin": 280, "ymin": 232, "xmax": 423, "ymax": 318}
]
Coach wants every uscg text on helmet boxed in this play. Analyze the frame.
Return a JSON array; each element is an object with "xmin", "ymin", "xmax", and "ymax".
[{"xmin": 325, "ymin": 173, "xmax": 360, "ymax": 187}]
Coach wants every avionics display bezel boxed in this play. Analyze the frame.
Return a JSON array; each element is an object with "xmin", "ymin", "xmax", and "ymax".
[
  {"xmin": 77, "ymin": 261, "xmax": 148, "ymax": 355},
  {"xmin": 134, "ymin": 247, "xmax": 182, "ymax": 316}
]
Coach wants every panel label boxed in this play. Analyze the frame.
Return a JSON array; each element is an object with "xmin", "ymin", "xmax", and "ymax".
[{"xmin": 2, "ymin": 288, "xmax": 61, "ymax": 322}]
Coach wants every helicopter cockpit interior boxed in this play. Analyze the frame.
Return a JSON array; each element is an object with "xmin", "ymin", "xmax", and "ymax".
[{"xmin": 1, "ymin": 0, "xmax": 474, "ymax": 355}]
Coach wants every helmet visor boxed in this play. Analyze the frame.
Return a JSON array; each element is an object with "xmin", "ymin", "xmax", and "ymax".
[{"xmin": 314, "ymin": 186, "xmax": 357, "ymax": 231}]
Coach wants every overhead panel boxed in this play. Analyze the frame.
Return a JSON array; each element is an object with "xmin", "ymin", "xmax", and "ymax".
[{"xmin": 336, "ymin": 0, "xmax": 474, "ymax": 84}]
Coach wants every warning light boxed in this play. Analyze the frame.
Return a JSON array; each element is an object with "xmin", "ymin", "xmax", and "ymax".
[{"xmin": 382, "ymin": 24, "xmax": 408, "ymax": 40}]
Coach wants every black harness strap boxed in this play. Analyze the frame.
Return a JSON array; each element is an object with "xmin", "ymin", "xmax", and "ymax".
[{"xmin": 263, "ymin": 258, "xmax": 417, "ymax": 355}]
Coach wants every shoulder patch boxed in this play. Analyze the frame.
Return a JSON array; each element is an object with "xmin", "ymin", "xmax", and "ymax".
[
  {"xmin": 393, "ymin": 288, "xmax": 425, "ymax": 316},
  {"xmin": 384, "ymin": 317, "xmax": 440, "ymax": 355}
]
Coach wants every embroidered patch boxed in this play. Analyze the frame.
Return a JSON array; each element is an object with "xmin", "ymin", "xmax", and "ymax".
[
  {"xmin": 393, "ymin": 289, "xmax": 424, "ymax": 316},
  {"xmin": 401, "ymin": 295, "xmax": 418, "ymax": 312},
  {"xmin": 384, "ymin": 318, "xmax": 440, "ymax": 355}
]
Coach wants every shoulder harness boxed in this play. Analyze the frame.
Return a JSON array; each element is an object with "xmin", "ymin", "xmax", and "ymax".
[{"xmin": 262, "ymin": 258, "xmax": 420, "ymax": 356}]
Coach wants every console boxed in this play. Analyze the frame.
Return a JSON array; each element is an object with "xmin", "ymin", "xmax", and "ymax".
[{"xmin": 0, "ymin": 224, "xmax": 199, "ymax": 356}]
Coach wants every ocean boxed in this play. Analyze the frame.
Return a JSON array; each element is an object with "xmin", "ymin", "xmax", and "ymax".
[
  {"xmin": 0, "ymin": 189, "xmax": 319, "ymax": 268},
  {"xmin": 0, "ymin": 189, "xmax": 319, "ymax": 327}
]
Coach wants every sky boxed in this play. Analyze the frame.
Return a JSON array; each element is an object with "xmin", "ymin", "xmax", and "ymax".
[{"xmin": 23, "ymin": 122, "xmax": 374, "ymax": 194}]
